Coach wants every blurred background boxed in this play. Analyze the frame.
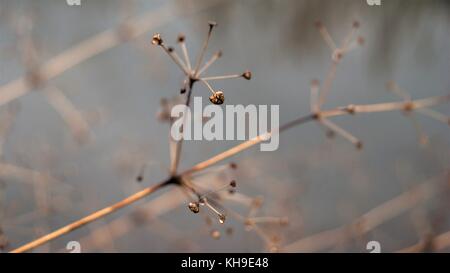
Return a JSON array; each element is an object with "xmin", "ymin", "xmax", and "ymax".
[{"xmin": 0, "ymin": 0, "xmax": 449, "ymax": 252}]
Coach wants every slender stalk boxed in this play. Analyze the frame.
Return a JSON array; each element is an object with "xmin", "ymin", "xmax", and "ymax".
[
  {"xmin": 161, "ymin": 45, "xmax": 190, "ymax": 75},
  {"xmin": 193, "ymin": 24, "xmax": 215, "ymax": 76},
  {"xmin": 10, "ymin": 179, "xmax": 172, "ymax": 253},
  {"xmin": 169, "ymin": 80, "xmax": 195, "ymax": 175},
  {"xmin": 196, "ymin": 51, "xmax": 222, "ymax": 76},
  {"xmin": 200, "ymin": 74, "xmax": 241, "ymax": 81},
  {"xmin": 283, "ymin": 177, "xmax": 441, "ymax": 252}
]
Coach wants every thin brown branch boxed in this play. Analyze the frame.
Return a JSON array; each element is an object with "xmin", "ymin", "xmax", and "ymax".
[
  {"xmin": 10, "ymin": 179, "xmax": 171, "ymax": 253},
  {"xmin": 282, "ymin": 176, "xmax": 442, "ymax": 252}
]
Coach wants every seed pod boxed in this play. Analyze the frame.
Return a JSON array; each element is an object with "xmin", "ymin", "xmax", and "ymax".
[
  {"xmin": 242, "ymin": 70, "xmax": 252, "ymax": 80},
  {"xmin": 188, "ymin": 202, "xmax": 200, "ymax": 214},
  {"xmin": 209, "ymin": 91, "xmax": 225, "ymax": 105},
  {"xmin": 151, "ymin": 33, "xmax": 163, "ymax": 45},
  {"xmin": 177, "ymin": 34, "xmax": 185, "ymax": 43},
  {"xmin": 218, "ymin": 214, "xmax": 226, "ymax": 224}
]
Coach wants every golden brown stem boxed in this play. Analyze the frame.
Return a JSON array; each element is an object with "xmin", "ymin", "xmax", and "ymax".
[{"xmin": 10, "ymin": 179, "xmax": 171, "ymax": 253}]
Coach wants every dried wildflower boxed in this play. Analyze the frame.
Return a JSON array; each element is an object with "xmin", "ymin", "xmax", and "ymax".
[
  {"xmin": 308, "ymin": 21, "xmax": 365, "ymax": 149},
  {"xmin": 386, "ymin": 81, "xmax": 450, "ymax": 145},
  {"xmin": 152, "ymin": 21, "xmax": 251, "ymax": 105}
]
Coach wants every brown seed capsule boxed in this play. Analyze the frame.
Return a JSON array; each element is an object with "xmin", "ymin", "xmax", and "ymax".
[
  {"xmin": 177, "ymin": 34, "xmax": 185, "ymax": 43},
  {"xmin": 188, "ymin": 202, "xmax": 200, "ymax": 214},
  {"xmin": 230, "ymin": 180, "xmax": 237, "ymax": 188},
  {"xmin": 167, "ymin": 46, "xmax": 174, "ymax": 53},
  {"xmin": 229, "ymin": 162, "xmax": 238, "ymax": 170},
  {"xmin": 209, "ymin": 91, "xmax": 225, "ymax": 105},
  {"xmin": 151, "ymin": 33, "xmax": 163, "ymax": 45},
  {"xmin": 242, "ymin": 70, "xmax": 252, "ymax": 80},
  {"xmin": 218, "ymin": 214, "xmax": 226, "ymax": 224},
  {"xmin": 356, "ymin": 141, "xmax": 363, "ymax": 150},
  {"xmin": 333, "ymin": 50, "xmax": 343, "ymax": 61}
]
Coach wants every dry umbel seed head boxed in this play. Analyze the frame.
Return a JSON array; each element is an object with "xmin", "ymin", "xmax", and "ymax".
[{"xmin": 209, "ymin": 91, "xmax": 225, "ymax": 105}]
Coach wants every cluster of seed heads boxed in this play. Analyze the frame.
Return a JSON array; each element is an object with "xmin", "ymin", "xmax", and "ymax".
[
  {"xmin": 187, "ymin": 180, "xmax": 237, "ymax": 225},
  {"xmin": 151, "ymin": 21, "xmax": 251, "ymax": 105}
]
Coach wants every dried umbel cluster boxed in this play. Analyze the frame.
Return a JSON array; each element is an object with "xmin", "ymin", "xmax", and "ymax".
[
  {"xmin": 8, "ymin": 18, "xmax": 450, "ymax": 254},
  {"xmin": 307, "ymin": 21, "xmax": 450, "ymax": 150},
  {"xmin": 310, "ymin": 21, "xmax": 365, "ymax": 149},
  {"xmin": 386, "ymin": 81, "xmax": 450, "ymax": 146},
  {"xmin": 178, "ymin": 162, "xmax": 288, "ymax": 251},
  {"xmin": 151, "ymin": 21, "xmax": 251, "ymax": 105}
]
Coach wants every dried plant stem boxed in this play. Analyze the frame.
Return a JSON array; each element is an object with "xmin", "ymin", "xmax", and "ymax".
[
  {"xmin": 321, "ymin": 95, "xmax": 450, "ymax": 118},
  {"xmin": 44, "ymin": 86, "xmax": 90, "ymax": 143},
  {"xmin": 170, "ymin": 80, "xmax": 195, "ymax": 175},
  {"xmin": 201, "ymin": 74, "xmax": 242, "ymax": 81},
  {"xmin": 283, "ymin": 177, "xmax": 441, "ymax": 252},
  {"xmin": 398, "ymin": 229, "xmax": 450, "ymax": 253},
  {"xmin": 10, "ymin": 179, "xmax": 171, "ymax": 253},
  {"xmin": 318, "ymin": 61, "xmax": 338, "ymax": 107},
  {"xmin": 196, "ymin": 51, "xmax": 221, "ymax": 76}
]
